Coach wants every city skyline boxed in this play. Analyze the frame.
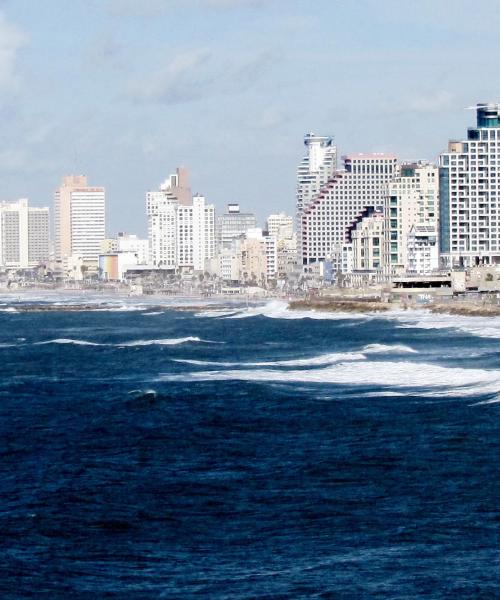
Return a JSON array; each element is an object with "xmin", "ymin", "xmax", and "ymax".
[{"xmin": 1, "ymin": 1, "xmax": 500, "ymax": 233}]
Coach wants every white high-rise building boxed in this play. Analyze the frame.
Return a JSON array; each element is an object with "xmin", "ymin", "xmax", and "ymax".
[
  {"xmin": 217, "ymin": 204, "xmax": 257, "ymax": 251},
  {"xmin": 0, "ymin": 199, "xmax": 49, "ymax": 268},
  {"xmin": 296, "ymin": 134, "xmax": 337, "ymax": 220},
  {"xmin": 384, "ymin": 161, "xmax": 439, "ymax": 274},
  {"xmin": 301, "ymin": 153, "xmax": 398, "ymax": 267},
  {"xmin": 54, "ymin": 175, "xmax": 105, "ymax": 264},
  {"xmin": 440, "ymin": 103, "xmax": 500, "ymax": 267},
  {"xmin": 147, "ymin": 172, "xmax": 215, "ymax": 271}
]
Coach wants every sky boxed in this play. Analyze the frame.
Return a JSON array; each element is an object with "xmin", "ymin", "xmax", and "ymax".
[{"xmin": 1, "ymin": 0, "xmax": 500, "ymax": 235}]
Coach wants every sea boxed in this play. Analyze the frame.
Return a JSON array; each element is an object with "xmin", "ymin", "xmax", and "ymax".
[{"xmin": 0, "ymin": 292, "xmax": 499, "ymax": 598}]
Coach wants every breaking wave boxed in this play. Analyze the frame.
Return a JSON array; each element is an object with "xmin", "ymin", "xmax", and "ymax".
[
  {"xmin": 118, "ymin": 337, "xmax": 211, "ymax": 347},
  {"xmin": 158, "ymin": 360, "xmax": 500, "ymax": 400},
  {"xmin": 35, "ymin": 338, "xmax": 102, "ymax": 346}
]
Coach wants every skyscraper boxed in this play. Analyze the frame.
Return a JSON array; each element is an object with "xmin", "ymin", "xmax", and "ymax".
[
  {"xmin": 54, "ymin": 175, "xmax": 105, "ymax": 264},
  {"xmin": 301, "ymin": 153, "xmax": 398, "ymax": 266},
  {"xmin": 439, "ymin": 103, "xmax": 500, "ymax": 267},
  {"xmin": 147, "ymin": 170, "xmax": 215, "ymax": 271},
  {"xmin": 0, "ymin": 199, "xmax": 49, "ymax": 268},
  {"xmin": 296, "ymin": 134, "xmax": 337, "ymax": 218},
  {"xmin": 384, "ymin": 161, "xmax": 439, "ymax": 274}
]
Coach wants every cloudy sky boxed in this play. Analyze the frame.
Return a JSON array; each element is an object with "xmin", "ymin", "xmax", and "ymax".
[{"xmin": 1, "ymin": 0, "xmax": 500, "ymax": 234}]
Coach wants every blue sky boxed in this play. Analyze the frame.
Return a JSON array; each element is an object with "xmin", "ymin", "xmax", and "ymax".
[{"xmin": 1, "ymin": 0, "xmax": 500, "ymax": 235}]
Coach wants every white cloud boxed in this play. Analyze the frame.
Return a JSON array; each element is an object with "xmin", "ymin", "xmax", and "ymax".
[{"xmin": 0, "ymin": 11, "xmax": 27, "ymax": 91}]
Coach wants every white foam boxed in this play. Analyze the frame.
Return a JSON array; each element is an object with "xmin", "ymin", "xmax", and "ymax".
[
  {"xmin": 175, "ymin": 352, "xmax": 366, "ymax": 368},
  {"xmin": 142, "ymin": 311, "xmax": 164, "ymax": 316},
  {"xmin": 36, "ymin": 338, "xmax": 102, "ymax": 346},
  {"xmin": 159, "ymin": 360, "xmax": 500, "ymax": 400},
  {"xmin": 225, "ymin": 300, "xmax": 373, "ymax": 321},
  {"xmin": 118, "ymin": 336, "xmax": 209, "ymax": 347},
  {"xmin": 362, "ymin": 343, "xmax": 418, "ymax": 354},
  {"xmin": 195, "ymin": 309, "xmax": 240, "ymax": 318}
]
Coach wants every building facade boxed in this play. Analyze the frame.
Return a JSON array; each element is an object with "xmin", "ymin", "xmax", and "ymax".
[
  {"xmin": 216, "ymin": 204, "xmax": 257, "ymax": 251},
  {"xmin": 147, "ymin": 172, "xmax": 215, "ymax": 271},
  {"xmin": 440, "ymin": 103, "xmax": 500, "ymax": 267},
  {"xmin": 301, "ymin": 153, "xmax": 398, "ymax": 267},
  {"xmin": 54, "ymin": 175, "xmax": 105, "ymax": 264},
  {"xmin": 385, "ymin": 161, "xmax": 439, "ymax": 274},
  {"xmin": 0, "ymin": 199, "xmax": 49, "ymax": 268}
]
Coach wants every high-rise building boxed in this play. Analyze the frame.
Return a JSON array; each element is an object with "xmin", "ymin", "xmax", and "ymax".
[
  {"xmin": 0, "ymin": 199, "xmax": 49, "ymax": 268},
  {"xmin": 439, "ymin": 102, "xmax": 500, "ymax": 267},
  {"xmin": 216, "ymin": 204, "xmax": 257, "ymax": 251},
  {"xmin": 54, "ymin": 175, "xmax": 105, "ymax": 264},
  {"xmin": 296, "ymin": 134, "xmax": 337, "ymax": 220},
  {"xmin": 384, "ymin": 161, "xmax": 439, "ymax": 274},
  {"xmin": 147, "ymin": 171, "xmax": 215, "ymax": 271},
  {"xmin": 301, "ymin": 153, "xmax": 398, "ymax": 266},
  {"xmin": 159, "ymin": 167, "xmax": 192, "ymax": 206}
]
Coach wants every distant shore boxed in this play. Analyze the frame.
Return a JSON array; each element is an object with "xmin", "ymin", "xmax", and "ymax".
[{"xmin": 288, "ymin": 297, "xmax": 500, "ymax": 317}]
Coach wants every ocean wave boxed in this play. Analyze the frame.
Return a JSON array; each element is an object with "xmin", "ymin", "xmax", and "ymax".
[
  {"xmin": 35, "ymin": 338, "xmax": 103, "ymax": 346},
  {"xmin": 158, "ymin": 360, "xmax": 500, "ymax": 400},
  {"xmin": 118, "ymin": 337, "xmax": 211, "ymax": 347},
  {"xmin": 225, "ymin": 300, "xmax": 373, "ymax": 321},
  {"xmin": 142, "ymin": 311, "xmax": 164, "ymax": 316},
  {"xmin": 362, "ymin": 343, "xmax": 418, "ymax": 354},
  {"xmin": 175, "ymin": 351, "xmax": 366, "ymax": 368},
  {"xmin": 392, "ymin": 310, "xmax": 500, "ymax": 340}
]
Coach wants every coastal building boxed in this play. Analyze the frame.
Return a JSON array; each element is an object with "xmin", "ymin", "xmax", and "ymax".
[
  {"xmin": 116, "ymin": 233, "xmax": 149, "ymax": 265},
  {"xmin": 384, "ymin": 161, "xmax": 439, "ymax": 274},
  {"xmin": 147, "ymin": 171, "xmax": 215, "ymax": 271},
  {"xmin": 236, "ymin": 228, "xmax": 277, "ymax": 284},
  {"xmin": 440, "ymin": 102, "xmax": 500, "ymax": 267},
  {"xmin": 296, "ymin": 133, "xmax": 337, "ymax": 221},
  {"xmin": 101, "ymin": 238, "xmax": 118, "ymax": 254},
  {"xmin": 98, "ymin": 251, "xmax": 139, "ymax": 281},
  {"xmin": 0, "ymin": 199, "xmax": 50, "ymax": 268},
  {"xmin": 349, "ymin": 208, "xmax": 384, "ymax": 272},
  {"xmin": 216, "ymin": 203, "xmax": 257, "ymax": 251},
  {"xmin": 54, "ymin": 175, "xmax": 105, "ymax": 264},
  {"xmin": 301, "ymin": 153, "xmax": 398, "ymax": 267},
  {"xmin": 407, "ymin": 224, "xmax": 439, "ymax": 275}
]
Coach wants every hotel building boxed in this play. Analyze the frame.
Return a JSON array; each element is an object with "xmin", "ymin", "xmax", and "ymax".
[{"xmin": 440, "ymin": 102, "xmax": 500, "ymax": 267}]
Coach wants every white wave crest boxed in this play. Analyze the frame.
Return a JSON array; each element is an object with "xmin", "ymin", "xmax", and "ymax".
[
  {"xmin": 118, "ymin": 337, "xmax": 209, "ymax": 347},
  {"xmin": 392, "ymin": 309, "xmax": 500, "ymax": 340},
  {"xmin": 142, "ymin": 311, "xmax": 164, "ymax": 316},
  {"xmin": 159, "ymin": 360, "xmax": 500, "ymax": 400},
  {"xmin": 225, "ymin": 300, "xmax": 372, "ymax": 321},
  {"xmin": 175, "ymin": 352, "xmax": 366, "ymax": 368},
  {"xmin": 362, "ymin": 343, "xmax": 418, "ymax": 354},
  {"xmin": 36, "ymin": 338, "xmax": 102, "ymax": 346}
]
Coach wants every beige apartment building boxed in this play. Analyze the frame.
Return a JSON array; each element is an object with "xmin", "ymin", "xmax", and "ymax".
[{"xmin": 54, "ymin": 175, "xmax": 105, "ymax": 264}]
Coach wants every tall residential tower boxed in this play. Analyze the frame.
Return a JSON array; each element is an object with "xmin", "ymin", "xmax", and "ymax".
[{"xmin": 439, "ymin": 103, "xmax": 500, "ymax": 267}]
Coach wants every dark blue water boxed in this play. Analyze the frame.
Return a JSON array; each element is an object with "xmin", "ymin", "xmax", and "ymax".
[{"xmin": 1, "ymin": 300, "xmax": 499, "ymax": 598}]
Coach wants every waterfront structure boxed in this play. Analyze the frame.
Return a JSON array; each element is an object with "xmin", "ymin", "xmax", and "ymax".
[
  {"xmin": 216, "ymin": 204, "xmax": 257, "ymax": 251},
  {"xmin": 116, "ymin": 233, "xmax": 148, "ymax": 265},
  {"xmin": 440, "ymin": 103, "xmax": 500, "ymax": 267},
  {"xmin": 384, "ymin": 161, "xmax": 439, "ymax": 274},
  {"xmin": 147, "ymin": 172, "xmax": 215, "ymax": 271},
  {"xmin": 0, "ymin": 199, "xmax": 50, "ymax": 268},
  {"xmin": 98, "ymin": 251, "xmax": 139, "ymax": 281},
  {"xmin": 238, "ymin": 228, "xmax": 277, "ymax": 284},
  {"xmin": 407, "ymin": 224, "xmax": 439, "ymax": 275},
  {"xmin": 301, "ymin": 153, "xmax": 398, "ymax": 267},
  {"xmin": 296, "ymin": 134, "xmax": 337, "ymax": 221},
  {"xmin": 349, "ymin": 208, "xmax": 384, "ymax": 272},
  {"xmin": 54, "ymin": 175, "xmax": 105, "ymax": 264}
]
